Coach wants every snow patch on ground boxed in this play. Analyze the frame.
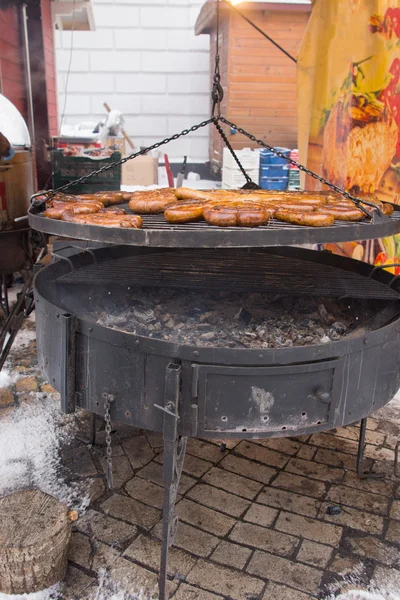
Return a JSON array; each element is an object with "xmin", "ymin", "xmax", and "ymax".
[
  {"xmin": 0, "ymin": 367, "xmax": 18, "ymax": 388},
  {"xmin": 325, "ymin": 562, "xmax": 400, "ymax": 600},
  {"xmin": 91, "ymin": 570, "xmax": 156, "ymax": 600},
  {"xmin": 0, "ymin": 585, "xmax": 61, "ymax": 600},
  {"xmin": 0, "ymin": 392, "xmax": 89, "ymax": 511}
]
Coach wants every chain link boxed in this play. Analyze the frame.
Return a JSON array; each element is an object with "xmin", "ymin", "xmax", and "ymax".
[
  {"xmin": 103, "ymin": 393, "xmax": 115, "ymax": 489},
  {"xmin": 219, "ymin": 117, "xmax": 377, "ymax": 217},
  {"xmin": 32, "ymin": 118, "xmax": 215, "ymax": 206}
]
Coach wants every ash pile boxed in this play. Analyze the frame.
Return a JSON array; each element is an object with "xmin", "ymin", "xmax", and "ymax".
[{"xmin": 96, "ymin": 288, "xmax": 373, "ymax": 349}]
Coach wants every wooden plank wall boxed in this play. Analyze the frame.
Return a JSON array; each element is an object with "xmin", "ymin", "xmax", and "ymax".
[{"xmin": 211, "ymin": 8, "xmax": 309, "ymax": 168}]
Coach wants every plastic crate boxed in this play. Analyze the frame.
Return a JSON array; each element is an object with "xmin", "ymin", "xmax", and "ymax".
[
  {"xmin": 51, "ymin": 151, "xmax": 122, "ymax": 194},
  {"xmin": 222, "ymin": 167, "xmax": 259, "ymax": 188},
  {"xmin": 260, "ymin": 147, "xmax": 290, "ymax": 166},
  {"xmin": 223, "ymin": 147, "xmax": 260, "ymax": 171},
  {"xmin": 260, "ymin": 176, "xmax": 288, "ymax": 191},
  {"xmin": 260, "ymin": 164, "xmax": 289, "ymax": 178}
]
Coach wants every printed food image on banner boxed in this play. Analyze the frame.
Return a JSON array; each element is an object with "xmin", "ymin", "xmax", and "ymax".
[{"xmin": 298, "ymin": 0, "xmax": 400, "ymax": 270}]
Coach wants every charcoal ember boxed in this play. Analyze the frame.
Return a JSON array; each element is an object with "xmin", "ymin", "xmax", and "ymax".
[
  {"xmin": 133, "ymin": 307, "xmax": 156, "ymax": 323},
  {"xmin": 318, "ymin": 304, "xmax": 336, "ymax": 325},
  {"xmin": 235, "ymin": 308, "xmax": 253, "ymax": 326}
]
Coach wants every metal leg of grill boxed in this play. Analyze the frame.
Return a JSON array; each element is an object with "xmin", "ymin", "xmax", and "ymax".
[
  {"xmin": 158, "ymin": 364, "xmax": 186, "ymax": 600},
  {"xmin": 356, "ymin": 418, "xmax": 384, "ymax": 479}
]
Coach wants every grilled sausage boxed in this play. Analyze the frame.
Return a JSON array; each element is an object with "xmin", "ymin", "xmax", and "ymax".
[
  {"xmin": 203, "ymin": 203, "xmax": 269, "ymax": 227},
  {"xmin": 164, "ymin": 200, "xmax": 206, "ymax": 223},
  {"xmin": 63, "ymin": 213, "xmax": 143, "ymax": 228},
  {"xmin": 99, "ymin": 206, "xmax": 126, "ymax": 214},
  {"xmin": 317, "ymin": 206, "xmax": 366, "ymax": 221},
  {"xmin": 129, "ymin": 189, "xmax": 178, "ymax": 214},
  {"xmin": 275, "ymin": 209, "xmax": 335, "ymax": 227}
]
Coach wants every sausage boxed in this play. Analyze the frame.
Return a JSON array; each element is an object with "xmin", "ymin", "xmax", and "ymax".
[
  {"xmin": 275, "ymin": 209, "xmax": 335, "ymax": 227},
  {"xmin": 63, "ymin": 213, "xmax": 143, "ymax": 228},
  {"xmin": 44, "ymin": 203, "xmax": 78, "ymax": 219},
  {"xmin": 175, "ymin": 187, "xmax": 216, "ymax": 201},
  {"xmin": 203, "ymin": 203, "xmax": 269, "ymax": 227},
  {"xmin": 99, "ymin": 206, "xmax": 126, "ymax": 214},
  {"xmin": 129, "ymin": 189, "xmax": 178, "ymax": 214},
  {"xmin": 61, "ymin": 203, "xmax": 103, "ymax": 221},
  {"xmin": 164, "ymin": 200, "xmax": 206, "ymax": 223},
  {"xmin": 274, "ymin": 202, "xmax": 316, "ymax": 213},
  {"xmin": 317, "ymin": 207, "xmax": 365, "ymax": 221}
]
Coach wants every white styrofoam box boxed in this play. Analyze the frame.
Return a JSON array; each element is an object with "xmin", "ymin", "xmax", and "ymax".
[
  {"xmin": 223, "ymin": 147, "xmax": 260, "ymax": 171},
  {"xmin": 56, "ymin": 50, "xmax": 90, "ymax": 72},
  {"xmin": 66, "ymin": 73, "xmax": 115, "ymax": 94},
  {"xmin": 58, "ymin": 94, "xmax": 91, "ymax": 115},
  {"xmin": 222, "ymin": 167, "xmax": 260, "ymax": 189},
  {"xmin": 90, "ymin": 51, "xmax": 141, "ymax": 72},
  {"xmin": 91, "ymin": 94, "xmax": 141, "ymax": 115},
  {"xmin": 59, "ymin": 30, "xmax": 114, "ymax": 50},
  {"xmin": 94, "ymin": 5, "xmax": 139, "ymax": 28},
  {"xmin": 115, "ymin": 29, "xmax": 168, "ymax": 51},
  {"xmin": 141, "ymin": 95, "xmax": 190, "ymax": 116},
  {"xmin": 140, "ymin": 6, "xmax": 189, "ymax": 28},
  {"xmin": 124, "ymin": 115, "xmax": 168, "ymax": 137},
  {"xmin": 116, "ymin": 74, "xmax": 167, "ymax": 94}
]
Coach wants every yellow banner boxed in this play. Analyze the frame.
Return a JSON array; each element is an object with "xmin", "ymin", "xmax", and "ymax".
[{"xmin": 298, "ymin": 0, "xmax": 400, "ymax": 272}]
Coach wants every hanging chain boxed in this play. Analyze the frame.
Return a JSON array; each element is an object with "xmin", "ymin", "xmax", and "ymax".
[
  {"xmin": 31, "ymin": 118, "xmax": 215, "ymax": 206},
  {"xmin": 214, "ymin": 120, "xmax": 257, "ymax": 188},
  {"xmin": 219, "ymin": 116, "xmax": 377, "ymax": 217},
  {"xmin": 211, "ymin": 0, "xmax": 224, "ymax": 117},
  {"xmin": 103, "ymin": 393, "xmax": 115, "ymax": 489}
]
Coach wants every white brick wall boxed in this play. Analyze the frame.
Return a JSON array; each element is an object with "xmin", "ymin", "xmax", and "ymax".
[{"xmin": 56, "ymin": 0, "xmax": 210, "ymax": 162}]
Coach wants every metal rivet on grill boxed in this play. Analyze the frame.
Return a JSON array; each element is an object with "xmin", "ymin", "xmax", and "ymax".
[
  {"xmin": 56, "ymin": 313, "xmax": 59, "ymax": 318},
  {"xmin": 193, "ymin": 351, "xmax": 199, "ymax": 357},
  {"xmin": 364, "ymin": 339, "xmax": 368, "ymax": 344},
  {"xmin": 221, "ymin": 416, "xmax": 228, "ymax": 422},
  {"xmin": 89, "ymin": 327, "xmax": 93, "ymax": 333},
  {"xmin": 258, "ymin": 354, "xmax": 263, "ymax": 359},
  {"xmin": 135, "ymin": 340, "xmax": 139, "ymax": 346}
]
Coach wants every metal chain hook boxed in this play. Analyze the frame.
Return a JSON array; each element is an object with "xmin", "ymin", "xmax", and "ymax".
[
  {"xmin": 103, "ymin": 393, "xmax": 115, "ymax": 489},
  {"xmin": 211, "ymin": 0, "xmax": 224, "ymax": 117}
]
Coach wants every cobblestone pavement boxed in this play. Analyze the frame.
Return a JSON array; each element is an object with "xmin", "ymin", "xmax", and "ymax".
[{"xmin": 1, "ymin": 319, "xmax": 400, "ymax": 599}]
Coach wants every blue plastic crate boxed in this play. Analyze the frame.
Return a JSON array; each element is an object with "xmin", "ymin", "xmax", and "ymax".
[
  {"xmin": 260, "ymin": 147, "xmax": 290, "ymax": 166},
  {"xmin": 260, "ymin": 176, "xmax": 288, "ymax": 191},
  {"xmin": 260, "ymin": 164, "xmax": 289, "ymax": 178}
]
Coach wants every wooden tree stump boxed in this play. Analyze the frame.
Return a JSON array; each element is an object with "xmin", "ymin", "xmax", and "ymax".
[{"xmin": 0, "ymin": 490, "xmax": 73, "ymax": 595}]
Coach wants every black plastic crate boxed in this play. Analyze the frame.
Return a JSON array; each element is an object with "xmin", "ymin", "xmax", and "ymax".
[{"xmin": 52, "ymin": 150, "xmax": 121, "ymax": 194}]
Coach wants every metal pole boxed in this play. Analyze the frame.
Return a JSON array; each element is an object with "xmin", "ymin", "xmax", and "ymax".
[{"xmin": 21, "ymin": 3, "xmax": 36, "ymax": 146}]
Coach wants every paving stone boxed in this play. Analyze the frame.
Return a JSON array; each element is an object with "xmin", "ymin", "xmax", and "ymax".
[
  {"xmin": 297, "ymin": 540, "xmax": 333, "ymax": 568},
  {"xmin": 187, "ymin": 483, "xmax": 250, "ymax": 518},
  {"xmin": 365, "ymin": 444, "xmax": 396, "ymax": 463},
  {"xmin": 253, "ymin": 437, "xmax": 302, "ymax": 456},
  {"xmin": 276, "ymin": 512, "xmax": 342, "ymax": 546},
  {"xmin": 0, "ymin": 405, "xmax": 14, "ymax": 418},
  {"xmin": 186, "ymin": 438, "xmax": 228, "ymax": 463},
  {"xmin": 153, "ymin": 520, "xmax": 220, "ymax": 557},
  {"xmin": 258, "ymin": 486, "xmax": 321, "ymax": 518},
  {"xmin": 342, "ymin": 471, "xmax": 394, "ymax": 497},
  {"xmin": 203, "ymin": 467, "xmax": 263, "ymax": 500},
  {"xmin": 262, "ymin": 581, "xmax": 315, "ymax": 600},
  {"xmin": 63, "ymin": 565, "xmax": 94, "ymax": 600},
  {"xmin": 314, "ymin": 447, "xmax": 365, "ymax": 471},
  {"xmin": 328, "ymin": 555, "xmax": 363, "ymax": 575},
  {"xmin": 63, "ymin": 447, "xmax": 98, "ymax": 478},
  {"xmin": 88, "ymin": 477, "xmax": 106, "ymax": 504},
  {"xmin": 374, "ymin": 565, "xmax": 400, "ymax": 589},
  {"xmin": 40, "ymin": 382, "xmax": 57, "ymax": 394},
  {"xmin": 230, "ymin": 521, "xmax": 298, "ymax": 557},
  {"xmin": 320, "ymin": 502, "xmax": 384, "ymax": 535},
  {"xmin": 145, "ymin": 431, "xmax": 164, "ymax": 450},
  {"xmin": 172, "ymin": 584, "xmax": 223, "ymax": 599},
  {"xmin": 385, "ymin": 519, "xmax": 400, "ymax": 543},
  {"xmin": 176, "ymin": 499, "xmax": 236, "ymax": 537},
  {"xmin": 108, "ymin": 556, "xmax": 176, "ymax": 598},
  {"xmin": 247, "ymin": 551, "xmax": 322, "ymax": 595},
  {"xmin": 137, "ymin": 461, "xmax": 196, "ymax": 494},
  {"xmin": 187, "ymin": 559, "xmax": 264, "ymax": 600},
  {"xmin": 68, "ymin": 532, "xmax": 92, "ymax": 569},
  {"xmin": 0, "ymin": 388, "xmax": 14, "ymax": 407},
  {"xmin": 326, "ymin": 485, "xmax": 389, "ymax": 515},
  {"xmin": 124, "ymin": 533, "xmax": 196, "ymax": 577},
  {"xmin": 272, "ymin": 472, "xmax": 327, "ymax": 499},
  {"xmin": 125, "ymin": 476, "xmax": 169, "ymax": 509},
  {"xmin": 123, "ymin": 435, "xmax": 155, "ymax": 469},
  {"xmin": 332, "ymin": 426, "xmax": 386, "ymax": 446},
  {"xmin": 15, "ymin": 376, "xmax": 38, "ymax": 393},
  {"xmin": 285, "ymin": 458, "xmax": 345, "ymax": 484},
  {"xmin": 310, "ymin": 432, "xmax": 359, "ymax": 455},
  {"xmin": 235, "ymin": 441, "xmax": 289, "ymax": 468},
  {"xmin": 210, "ymin": 540, "xmax": 252, "ymax": 570},
  {"xmin": 243, "ymin": 503, "xmax": 278, "ymax": 528},
  {"xmin": 156, "ymin": 451, "xmax": 213, "ymax": 478},
  {"xmin": 347, "ymin": 536, "xmax": 400, "ymax": 566},
  {"xmin": 208, "ymin": 438, "xmax": 240, "ymax": 450},
  {"xmin": 91, "ymin": 540, "xmax": 122, "ymax": 571},
  {"xmin": 391, "ymin": 500, "xmax": 400, "ymax": 520},
  {"xmin": 220, "ymin": 453, "xmax": 276, "ymax": 484},
  {"xmin": 76, "ymin": 509, "xmax": 137, "ymax": 546},
  {"xmin": 100, "ymin": 454, "xmax": 133, "ymax": 488},
  {"xmin": 296, "ymin": 445, "xmax": 318, "ymax": 461},
  {"xmin": 101, "ymin": 494, "xmax": 160, "ymax": 530}
]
